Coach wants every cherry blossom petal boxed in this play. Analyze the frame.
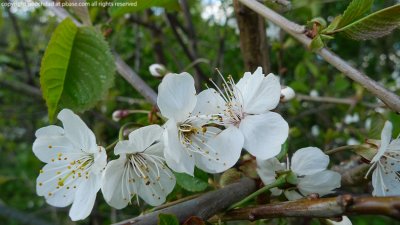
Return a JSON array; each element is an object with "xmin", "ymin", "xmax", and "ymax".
[
  {"xmin": 36, "ymin": 162, "xmax": 78, "ymax": 207},
  {"xmin": 239, "ymin": 112, "xmax": 288, "ymax": 160},
  {"xmin": 326, "ymin": 216, "xmax": 352, "ymax": 225},
  {"xmin": 163, "ymin": 119, "xmax": 195, "ymax": 175},
  {"xmin": 69, "ymin": 174, "xmax": 102, "ymax": 221},
  {"xmin": 136, "ymin": 156, "xmax": 176, "ymax": 206},
  {"xmin": 257, "ymin": 158, "xmax": 285, "ymax": 185},
  {"xmin": 372, "ymin": 161, "xmax": 400, "ymax": 196},
  {"xmin": 192, "ymin": 88, "xmax": 225, "ymax": 116},
  {"xmin": 57, "ymin": 109, "xmax": 97, "ymax": 153},
  {"xmin": 244, "ymin": 74, "xmax": 281, "ymax": 114},
  {"xmin": 371, "ymin": 121, "xmax": 393, "ymax": 163},
  {"xmin": 157, "ymin": 73, "xmax": 197, "ymax": 122},
  {"xmin": 33, "ymin": 133, "xmax": 80, "ymax": 164},
  {"xmin": 297, "ymin": 170, "xmax": 341, "ymax": 196},
  {"xmin": 114, "ymin": 125, "xmax": 163, "ymax": 155},
  {"xmin": 101, "ymin": 157, "xmax": 138, "ymax": 209},
  {"xmin": 291, "ymin": 147, "xmax": 329, "ymax": 176},
  {"xmin": 194, "ymin": 126, "xmax": 244, "ymax": 173},
  {"xmin": 284, "ymin": 189, "xmax": 303, "ymax": 200}
]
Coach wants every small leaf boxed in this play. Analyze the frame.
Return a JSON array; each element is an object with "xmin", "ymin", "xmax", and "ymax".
[
  {"xmin": 322, "ymin": 15, "xmax": 342, "ymax": 33},
  {"xmin": 335, "ymin": 4, "xmax": 400, "ymax": 40},
  {"xmin": 352, "ymin": 144, "xmax": 378, "ymax": 161},
  {"xmin": 309, "ymin": 34, "xmax": 324, "ymax": 51},
  {"xmin": 337, "ymin": 0, "xmax": 374, "ymax": 28},
  {"xmin": 40, "ymin": 18, "xmax": 115, "ymax": 121},
  {"xmin": 109, "ymin": 0, "xmax": 180, "ymax": 18},
  {"xmin": 174, "ymin": 171, "xmax": 208, "ymax": 192},
  {"xmin": 158, "ymin": 214, "xmax": 179, "ymax": 225},
  {"xmin": 310, "ymin": 17, "xmax": 327, "ymax": 29}
]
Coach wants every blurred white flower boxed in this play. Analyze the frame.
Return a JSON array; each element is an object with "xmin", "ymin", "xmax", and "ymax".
[
  {"xmin": 112, "ymin": 109, "xmax": 130, "ymax": 122},
  {"xmin": 257, "ymin": 147, "xmax": 341, "ymax": 200},
  {"xmin": 33, "ymin": 109, "xmax": 107, "ymax": 221},
  {"xmin": 344, "ymin": 113, "xmax": 359, "ymax": 124},
  {"xmin": 256, "ymin": 158, "xmax": 286, "ymax": 196},
  {"xmin": 367, "ymin": 121, "xmax": 400, "ymax": 196},
  {"xmin": 149, "ymin": 64, "xmax": 167, "ymax": 77},
  {"xmin": 101, "ymin": 125, "xmax": 175, "ymax": 208},
  {"xmin": 207, "ymin": 67, "xmax": 289, "ymax": 160},
  {"xmin": 326, "ymin": 216, "xmax": 352, "ymax": 225},
  {"xmin": 280, "ymin": 86, "xmax": 296, "ymax": 102},
  {"xmin": 157, "ymin": 73, "xmax": 244, "ymax": 175},
  {"xmin": 310, "ymin": 89, "xmax": 319, "ymax": 97}
]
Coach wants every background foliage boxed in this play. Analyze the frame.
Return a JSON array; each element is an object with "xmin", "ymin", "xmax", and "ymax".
[{"xmin": 0, "ymin": 0, "xmax": 399, "ymax": 224}]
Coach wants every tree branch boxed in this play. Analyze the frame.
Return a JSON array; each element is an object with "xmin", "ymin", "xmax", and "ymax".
[
  {"xmin": 38, "ymin": 0, "xmax": 158, "ymax": 106},
  {"xmin": 238, "ymin": 0, "xmax": 400, "ymax": 113},
  {"xmin": 113, "ymin": 178, "xmax": 257, "ymax": 225},
  {"xmin": 5, "ymin": 0, "xmax": 33, "ymax": 84},
  {"xmin": 210, "ymin": 195, "xmax": 400, "ymax": 222}
]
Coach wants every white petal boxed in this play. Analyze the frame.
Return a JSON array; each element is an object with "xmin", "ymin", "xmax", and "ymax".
[
  {"xmin": 33, "ymin": 134, "xmax": 81, "ymax": 164},
  {"xmin": 157, "ymin": 73, "xmax": 197, "ymax": 122},
  {"xmin": 291, "ymin": 147, "xmax": 329, "ymax": 176},
  {"xmin": 194, "ymin": 126, "xmax": 244, "ymax": 173},
  {"xmin": 372, "ymin": 161, "xmax": 400, "ymax": 196},
  {"xmin": 371, "ymin": 121, "xmax": 393, "ymax": 163},
  {"xmin": 284, "ymin": 189, "xmax": 303, "ymax": 200},
  {"xmin": 69, "ymin": 173, "xmax": 101, "ymax": 221},
  {"xmin": 90, "ymin": 147, "xmax": 108, "ymax": 174},
  {"xmin": 326, "ymin": 216, "xmax": 352, "ymax": 225},
  {"xmin": 239, "ymin": 112, "xmax": 288, "ymax": 160},
  {"xmin": 243, "ymin": 73, "xmax": 281, "ymax": 114},
  {"xmin": 115, "ymin": 125, "xmax": 163, "ymax": 155},
  {"xmin": 270, "ymin": 188, "xmax": 283, "ymax": 196},
  {"xmin": 136, "ymin": 157, "xmax": 176, "ymax": 206},
  {"xmin": 36, "ymin": 162, "xmax": 78, "ymax": 207},
  {"xmin": 35, "ymin": 125, "xmax": 64, "ymax": 137},
  {"xmin": 257, "ymin": 158, "xmax": 286, "ymax": 186},
  {"xmin": 57, "ymin": 109, "xmax": 97, "ymax": 153},
  {"xmin": 388, "ymin": 138, "xmax": 400, "ymax": 152},
  {"xmin": 163, "ymin": 120, "xmax": 195, "ymax": 175},
  {"xmin": 101, "ymin": 157, "xmax": 136, "ymax": 209},
  {"xmin": 297, "ymin": 170, "xmax": 341, "ymax": 196},
  {"xmin": 192, "ymin": 88, "xmax": 225, "ymax": 116}
]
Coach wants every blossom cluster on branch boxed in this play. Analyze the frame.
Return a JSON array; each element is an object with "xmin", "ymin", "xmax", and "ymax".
[{"xmin": 32, "ymin": 67, "xmax": 400, "ymax": 222}]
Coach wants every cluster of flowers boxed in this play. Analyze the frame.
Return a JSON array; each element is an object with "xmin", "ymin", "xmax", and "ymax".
[{"xmin": 32, "ymin": 67, "xmax": 400, "ymax": 221}]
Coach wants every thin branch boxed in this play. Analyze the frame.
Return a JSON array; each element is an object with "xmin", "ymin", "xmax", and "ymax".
[
  {"xmin": 38, "ymin": 0, "xmax": 158, "ymax": 107},
  {"xmin": 210, "ymin": 195, "xmax": 400, "ymax": 222},
  {"xmin": 165, "ymin": 13, "xmax": 208, "ymax": 90},
  {"xmin": 113, "ymin": 178, "xmax": 257, "ymax": 225},
  {"xmin": 238, "ymin": 0, "xmax": 400, "ymax": 113},
  {"xmin": 5, "ymin": 0, "xmax": 33, "ymax": 83}
]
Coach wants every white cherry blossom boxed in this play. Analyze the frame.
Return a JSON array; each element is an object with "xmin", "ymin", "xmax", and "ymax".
[
  {"xmin": 101, "ymin": 125, "xmax": 175, "ymax": 208},
  {"xmin": 33, "ymin": 109, "xmax": 107, "ymax": 221},
  {"xmin": 157, "ymin": 73, "xmax": 244, "ymax": 175},
  {"xmin": 207, "ymin": 67, "xmax": 289, "ymax": 160},
  {"xmin": 257, "ymin": 147, "xmax": 341, "ymax": 200},
  {"xmin": 367, "ymin": 121, "xmax": 400, "ymax": 196}
]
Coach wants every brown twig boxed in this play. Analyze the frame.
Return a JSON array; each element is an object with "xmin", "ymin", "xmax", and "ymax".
[
  {"xmin": 209, "ymin": 195, "xmax": 400, "ymax": 222},
  {"xmin": 113, "ymin": 178, "xmax": 257, "ymax": 225},
  {"xmin": 238, "ymin": 0, "xmax": 400, "ymax": 113}
]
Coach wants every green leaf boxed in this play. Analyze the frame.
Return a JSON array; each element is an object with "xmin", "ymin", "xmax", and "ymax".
[
  {"xmin": 337, "ymin": 0, "xmax": 374, "ymax": 28},
  {"xmin": 174, "ymin": 169, "xmax": 208, "ymax": 192},
  {"xmin": 109, "ymin": 0, "xmax": 180, "ymax": 18},
  {"xmin": 309, "ymin": 34, "xmax": 324, "ymax": 51},
  {"xmin": 158, "ymin": 214, "xmax": 179, "ymax": 225},
  {"xmin": 322, "ymin": 15, "xmax": 342, "ymax": 33},
  {"xmin": 335, "ymin": 4, "xmax": 400, "ymax": 40},
  {"xmin": 40, "ymin": 18, "xmax": 115, "ymax": 121}
]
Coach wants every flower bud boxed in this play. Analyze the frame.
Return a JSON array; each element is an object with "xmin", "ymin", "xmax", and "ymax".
[
  {"xmin": 149, "ymin": 64, "xmax": 167, "ymax": 77},
  {"xmin": 112, "ymin": 109, "xmax": 130, "ymax": 122},
  {"xmin": 280, "ymin": 86, "xmax": 296, "ymax": 102}
]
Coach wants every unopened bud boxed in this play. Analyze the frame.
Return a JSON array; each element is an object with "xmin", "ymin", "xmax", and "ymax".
[
  {"xmin": 280, "ymin": 86, "xmax": 296, "ymax": 102},
  {"xmin": 149, "ymin": 64, "xmax": 167, "ymax": 77},
  {"xmin": 112, "ymin": 109, "xmax": 130, "ymax": 122}
]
